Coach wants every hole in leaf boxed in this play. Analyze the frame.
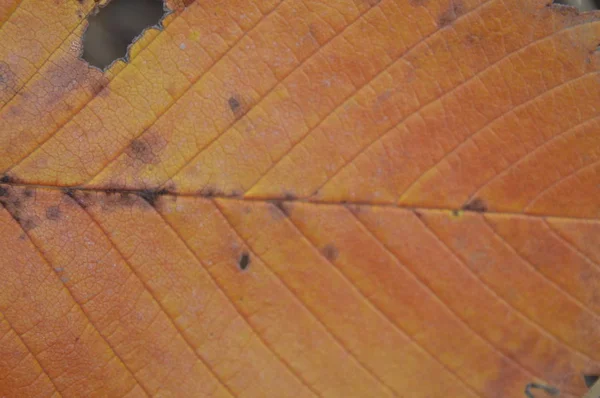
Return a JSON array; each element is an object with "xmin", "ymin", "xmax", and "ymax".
[
  {"xmin": 524, "ymin": 383, "xmax": 559, "ymax": 398},
  {"xmin": 584, "ymin": 374, "xmax": 599, "ymax": 388},
  {"xmin": 552, "ymin": 0, "xmax": 600, "ymax": 11},
  {"xmin": 81, "ymin": 0, "xmax": 169, "ymax": 70}
]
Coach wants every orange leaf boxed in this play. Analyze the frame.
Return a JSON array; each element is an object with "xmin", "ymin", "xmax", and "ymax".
[{"xmin": 1, "ymin": 0, "xmax": 599, "ymax": 396}]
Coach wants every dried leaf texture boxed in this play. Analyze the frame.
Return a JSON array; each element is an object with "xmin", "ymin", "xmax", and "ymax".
[{"xmin": 0, "ymin": 0, "xmax": 599, "ymax": 397}]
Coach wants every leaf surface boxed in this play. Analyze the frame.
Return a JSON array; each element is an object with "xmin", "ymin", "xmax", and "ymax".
[{"xmin": 0, "ymin": 0, "xmax": 599, "ymax": 396}]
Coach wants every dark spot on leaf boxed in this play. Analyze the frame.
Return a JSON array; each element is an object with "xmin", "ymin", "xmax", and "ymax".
[
  {"xmin": 438, "ymin": 0, "xmax": 464, "ymax": 27},
  {"xmin": 23, "ymin": 188, "xmax": 34, "ymax": 198},
  {"xmin": 524, "ymin": 383, "xmax": 559, "ymax": 398},
  {"xmin": 46, "ymin": 206, "xmax": 61, "ymax": 221},
  {"xmin": 199, "ymin": 185, "xmax": 218, "ymax": 197},
  {"xmin": 136, "ymin": 188, "xmax": 168, "ymax": 206},
  {"xmin": 283, "ymin": 192, "xmax": 298, "ymax": 201},
  {"xmin": 0, "ymin": 186, "xmax": 38, "ymax": 232},
  {"xmin": 0, "ymin": 61, "xmax": 16, "ymax": 95},
  {"xmin": 0, "ymin": 175, "xmax": 13, "ymax": 184},
  {"xmin": 268, "ymin": 200, "xmax": 291, "ymax": 218},
  {"xmin": 322, "ymin": 244, "xmax": 339, "ymax": 261},
  {"xmin": 90, "ymin": 78, "xmax": 108, "ymax": 97},
  {"xmin": 63, "ymin": 188, "xmax": 76, "ymax": 199},
  {"xmin": 584, "ymin": 374, "xmax": 599, "ymax": 388},
  {"xmin": 228, "ymin": 96, "xmax": 241, "ymax": 112},
  {"xmin": 128, "ymin": 137, "xmax": 161, "ymax": 165},
  {"xmin": 462, "ymin": 198, "xmax": 487, "ymax": 213},
  {"xmin": 238, "ymin": 252, "xmax": 250, "ymax": 271}
]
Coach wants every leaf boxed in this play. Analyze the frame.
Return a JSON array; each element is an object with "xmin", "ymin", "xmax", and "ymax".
[{"xmin": 0, "ymin": 0, "xmax": 599, "ymax": 397}]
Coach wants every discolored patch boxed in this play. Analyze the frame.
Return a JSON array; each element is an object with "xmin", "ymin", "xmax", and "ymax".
[
  {"xmin": 0, "ymin": 61, "xmax": 16, "ymax": 94},
  {"xmin": 0, "ymin": 186, "xmax": 39, "ymax": 232},
  {"xmin": 238, "ymin": 252, "xmax": 250, "ymax": 271},
  {"xmin": 228, "ymin": 96, "xmax": 241, "ymax": 113},
  {"xmin": 462, "ymin": 198, "xmax": 488, "ymax": 213},
  {"xmin": 268, "ymin": 200, "xmax": 291, "ymax": 219},
  {"xmin": 438, "ymin": 0, "xmax": 464, "ymax": 27},
  {"xmin": 128, "ymin": 138, "xmax": 158, "ymax": 164},
  {"xmin": 199, "ymin": 185, "xmax": 219, "ymax": 197},
  {"xmin": 46, "ymin": 206, "xmax": 61, "ymax": 220},
  {"xmin": 321, "ymin": 244, "xmax": 339, "ymax": 261},
  {"xmin": 0, "ymin": 175, "xmax": 14, "ymax": 184},
  {"xmin": 136, "ymin": 188, "xmax": 169, "ymax": 207}
]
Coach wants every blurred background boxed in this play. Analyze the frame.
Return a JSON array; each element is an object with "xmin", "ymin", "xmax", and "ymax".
[{"xmin": 81, "ymin": 0, "xmax": 599, "ymax": 70}]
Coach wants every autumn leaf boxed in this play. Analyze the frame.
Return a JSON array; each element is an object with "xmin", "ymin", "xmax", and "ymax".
[{"xmin": 1, "ymin": 0, "xmax": 599, "ymax": 396}]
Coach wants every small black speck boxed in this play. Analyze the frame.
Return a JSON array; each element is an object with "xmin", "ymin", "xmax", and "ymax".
[
  {"xmin": 0, "ymin": 175, "xmax": 12, "ymax": 183},
  {"xmin": 238, "ymin": 252, "xmax": 250, "ymax": 271},
  {"xmin": 228, "ymin": 97, "xmax": 241, "ymax": 112}
]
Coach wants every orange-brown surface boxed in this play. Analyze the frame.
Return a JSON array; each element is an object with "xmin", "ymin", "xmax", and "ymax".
[{"xmin": 0, "ymin": 0, "xmax": 599, "ymax": 396}]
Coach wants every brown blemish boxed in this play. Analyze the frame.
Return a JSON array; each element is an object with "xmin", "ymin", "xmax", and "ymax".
[
  {"xmin": 0, "ymin": 61, "xmax": 16, "ymax": 94},
  {"xmin": 90, "ymin": 77, "xmax": 109, "ymax": 97},
  {"xmin": 268, "ymin": 200, "xmax": 291, "ymax": 219},
  {"xmin": 136, "ymin": 188, "xmax": 168, "ymax": 207},
  {"xmin": 199, "ymin": 185, "xmax": 218, "ymax": 197},
  {"xmin": 438, "ymin": 0, "xmax": 464, "ymax": 27},
  {"xmin": 0, "ymin": 185, "xmax": 39, "ymax": 232},
  {"xmin": 462, "ymin": 198, "xmax": 487, "ymax": 213},
  {"xmin": 128, "ymin": 138, "xmax": 159, "ymax": 164},
  {"xmin": 228, "ymin": 96, "xmax": 241, "ymax": 113},
  {"xmin": 0, "ymin": 175, "xmax": 14, "ymax": 184},
  {"xmin": 46, "ymin": 206, "xmax": 61, "ymax": 221},
  {"xmin": 465, "ymin": 33, "xmax": 481, "ymax": 46},
  {"xmin": 321, "ymin": 244, "xmax": 339, "ymax": 261}
]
